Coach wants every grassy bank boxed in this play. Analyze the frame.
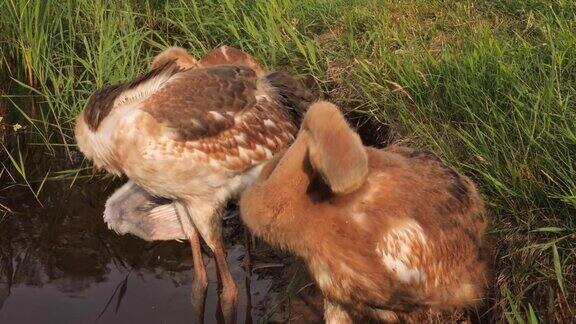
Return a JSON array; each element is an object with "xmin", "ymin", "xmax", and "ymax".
[{"xmin": 1, "ymin": 0, "xmax": 574, "ymax": 322}]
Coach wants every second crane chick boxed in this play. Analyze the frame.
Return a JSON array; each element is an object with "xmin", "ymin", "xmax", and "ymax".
[{"xmin": 240, "ymin": 102, "xmax": 489, "ymax": 323}]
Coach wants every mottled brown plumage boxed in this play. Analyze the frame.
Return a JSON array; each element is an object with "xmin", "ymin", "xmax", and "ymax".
[
  {"xmin": 240, "ymin": 102, "xmax": 489, "ymax": 323},
  {"xmin": 142, "ymin": 66, "xmax": 261, "ymax": 141},
  {"xmin": 75, "ymin": 46, "xmax": 314, "ymax": 323}
]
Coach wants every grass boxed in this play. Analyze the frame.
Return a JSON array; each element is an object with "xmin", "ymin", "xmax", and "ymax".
[{"xmin": 0, "ymin": 0, "xmax": 575, "ymax": 322}]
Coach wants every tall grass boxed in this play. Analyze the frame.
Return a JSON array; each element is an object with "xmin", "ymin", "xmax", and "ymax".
[{"xmin": 0, "ymin": 0, "xmax": 574, "ymax": 322}]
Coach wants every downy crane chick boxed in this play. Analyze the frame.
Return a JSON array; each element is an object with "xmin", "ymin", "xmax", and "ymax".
[{"xmin": 240, "ymin": 102, "xmax": 489, "ymax": 323}]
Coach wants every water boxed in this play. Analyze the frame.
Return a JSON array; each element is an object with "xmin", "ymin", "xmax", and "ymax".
[{"xmin": 0, "ymin": 182, "xmax": 304, "ymax": 324}]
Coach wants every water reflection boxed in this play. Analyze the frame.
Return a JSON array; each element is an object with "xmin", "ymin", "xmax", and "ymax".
[{"xmin": 0, "ymin": 182, "xmax": 272, "ymax": 323}]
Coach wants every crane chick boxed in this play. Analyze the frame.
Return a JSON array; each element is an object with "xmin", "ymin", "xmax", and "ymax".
[
  {"xmin": 240, "ymin": 101, "xmax": 489, "ymax": 323},
  {"xmin": 75, "ymin": 46, "xmax": 313, "ymax": 323}
]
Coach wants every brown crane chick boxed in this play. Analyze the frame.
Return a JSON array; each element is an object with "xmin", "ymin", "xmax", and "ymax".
[
  {"xmin": 104, "ymin": 46, "xmax": 270, "ymax": 242},
  {"xmin": 75, "ymin": 46, "xmax": 313, "ymax": 323},
  {"xmin": 240, "ymin": 102, "xmax": 489, "ymax": 323}
]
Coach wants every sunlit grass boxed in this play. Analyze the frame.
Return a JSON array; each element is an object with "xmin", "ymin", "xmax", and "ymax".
[{"xmin": 0, "ymin": 0, "xmax": 574, "ymax": 322}]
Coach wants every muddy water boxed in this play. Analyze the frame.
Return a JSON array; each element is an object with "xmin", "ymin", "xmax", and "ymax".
[{"xmin": 0, "ymin": 181, "xmax": 320, "ymax": 324}]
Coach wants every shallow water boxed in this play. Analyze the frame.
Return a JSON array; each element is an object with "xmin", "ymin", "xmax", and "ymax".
[{"xmin": 0, "ymin": 182, "xmax": 292, "ymax": 324}]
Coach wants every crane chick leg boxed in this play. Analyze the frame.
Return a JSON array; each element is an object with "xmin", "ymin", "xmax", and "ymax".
[
  {"xmin": 184, "ymin": 202, "xmax": 238, "ymax": 324},
  {"xmin": 213, "ymin": 237, "xmax": 238, "ymax": 324},
  {"xmin": 174, "ymin": 202, "xmax": 208, "ymax": 324}
]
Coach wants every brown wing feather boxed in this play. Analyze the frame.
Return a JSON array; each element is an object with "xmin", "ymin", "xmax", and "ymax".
[
  {"xmin": 142, "ymin": 65, "xmax": 258, "ymax": 141},
  {"xmin": 182, "ymin": 96, "xmax": 298, "ymax": 171},
  {"xmin": 84, "ymin": 60, "xmax": 183, "ymax": 131}
]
